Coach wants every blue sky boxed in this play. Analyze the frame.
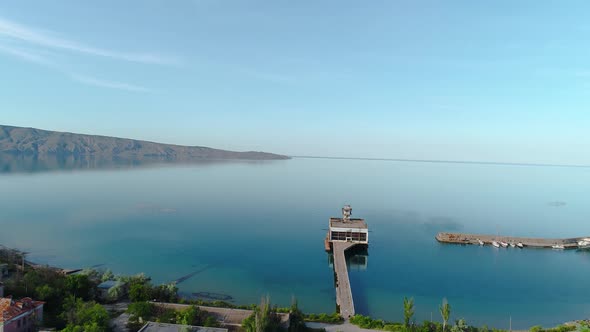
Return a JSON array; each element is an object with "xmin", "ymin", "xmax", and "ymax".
[{"xmin": 1, "ymin": 1, "xmax": 589, "ymax": 164}]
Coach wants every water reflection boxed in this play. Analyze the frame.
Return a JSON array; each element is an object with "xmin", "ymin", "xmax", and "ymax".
[
  {"xmin": 0, "ymin": 153, "xmax": 280, "ymax": 174},
  {"xmin": 327, "ymin": 246, "xmax": 369, "ymax": 271},
  {"xmin": 2, "ymin": 157, "xmax": 589, "ymax": 328}
]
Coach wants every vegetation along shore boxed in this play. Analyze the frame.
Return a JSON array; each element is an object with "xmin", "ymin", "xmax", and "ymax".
[{"xmin": 1, "ymin": 245, "xmax": 588, "ymax": 332}]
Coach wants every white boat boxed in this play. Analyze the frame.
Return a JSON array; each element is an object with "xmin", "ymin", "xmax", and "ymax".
[
  {"xmin": 552, "ymin": 244, "xmax": 565, "ymax": 250},
  {"xmin": 478, "ymin": 239, "xmax": 484, "ymax": 246},
  {"xmin": 492, "ymin": 241, "xmax": 500, "ymax": 248},
  {"xmin": 510, "ymin": 243, "xmax": 516, "ymax": 248},
  {"xmin": 577, "ymin": 239, "xmax": 590, "ymax": 250},
  {"xmin": 500, "ymin": 241, "xmax": 509, "ymax": 248},
  {"xmin": 517, "ymin": 242, "xmax": 524, "ymax": 248}
]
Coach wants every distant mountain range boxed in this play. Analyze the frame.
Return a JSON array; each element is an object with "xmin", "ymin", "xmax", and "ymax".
[{"xmin": 0, "ymin": 125, "xmax": 289, "ymax": 161}]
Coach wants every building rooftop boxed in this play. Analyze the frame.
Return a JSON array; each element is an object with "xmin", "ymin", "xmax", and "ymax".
[
  {"xmin": 97, "ymin": 280, "xmax": 125, "ymax": 289},
  {"xmin": 0, "ymin": 297, "xmax": 44, "ymax": 323},
  {"xmin": 329, "ymin": 217, "xmax": 368, "ymax": 229},
  {"xmin": 138, "ymin": 322, "xmax": 228, "ymax": 332}
]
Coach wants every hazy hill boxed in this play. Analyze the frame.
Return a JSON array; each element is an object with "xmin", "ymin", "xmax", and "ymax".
[{"xmin": 0, "ymin": 125, "xmax": 289, "ymax": 161}]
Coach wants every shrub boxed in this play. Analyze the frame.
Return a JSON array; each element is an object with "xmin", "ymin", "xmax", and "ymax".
[
  {"xmin": 546, "ymin": 325, "xmax": 576, "ymax": 332},
  {"xmin": 127, "ymin": 301, "xmax": 155, "ymax": 320},
  {"xmin": 304, "ymin": 313, "xmax": 343, "ymax": 324},
  {"xmin": 350, "ymin": 314, "xmax": 389, "ymax": 329}
]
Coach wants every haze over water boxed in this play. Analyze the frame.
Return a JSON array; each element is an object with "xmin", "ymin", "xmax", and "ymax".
[{"xmin": 1, "ymin": 158, "xmax": 589, "ymax": 329}]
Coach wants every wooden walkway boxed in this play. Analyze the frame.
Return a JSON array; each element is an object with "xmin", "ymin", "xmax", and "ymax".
[
  {"xmin": 436, "ymin": 232, "xmax": 590, "ymax": 249},
  {"xmin": 332, "ymin": 242, "xmax": 356, "ymax": 319}
]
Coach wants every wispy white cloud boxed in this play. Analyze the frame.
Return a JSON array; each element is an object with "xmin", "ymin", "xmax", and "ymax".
[
  {"xmin": 0, "ymin": 43, "xmax": 54, "ymax": 66},
  {"xmin": 0, "ymin": 43, "xmax": 150, "ymax": 93},
  {"xmin": 70, "ymin": 74, "xmax": 151, "ymax": 93},
  {"xmin": 0, "ymin": 17, "xmax": 179, "ymax": 65},
  {"xmin": 0, "ymin": 44, "xmax": 152, "ymax": 92}
]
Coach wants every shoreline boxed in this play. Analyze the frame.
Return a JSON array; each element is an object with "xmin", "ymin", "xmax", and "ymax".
[{"xmin": 2, "ymin": 244, "xmax": 587, "ymax": 330}]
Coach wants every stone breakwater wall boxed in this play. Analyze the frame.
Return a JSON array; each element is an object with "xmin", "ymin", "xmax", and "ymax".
[{"xmin": 436, "ymin": 232, "xmax": 589, "ymax": 249}]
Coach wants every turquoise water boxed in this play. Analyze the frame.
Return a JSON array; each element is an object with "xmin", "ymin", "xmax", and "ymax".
[{"xmin": 1, "ymin": 158, "xmax": 589, "ymax": 328}]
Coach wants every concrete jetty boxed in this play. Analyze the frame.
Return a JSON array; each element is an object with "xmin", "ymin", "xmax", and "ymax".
[
  {"xmin": 332, "ymin": 242, "xmax": 356, "ymax": 318},
  {"xmin": 436, "ymin": 232, "xmax": 590, "ymax": 249},
  {"xmin": 325, "ymin": 205, "xmax": 369, "ymax": 319}
]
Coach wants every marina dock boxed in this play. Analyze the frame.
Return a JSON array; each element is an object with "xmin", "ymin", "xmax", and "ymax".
[
  {"xmin": 325, "ymin": 205, "xmax": 369, "ymax": 319},
  {"xmin": 436, "ymin": 232, "xmax": 590, "ymax": 249}
]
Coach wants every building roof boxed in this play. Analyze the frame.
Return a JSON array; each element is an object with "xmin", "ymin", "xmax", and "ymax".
[
  {"xmin": 0, "ymin": 297, "xmax": 44, "ymax": 323},
  {"xmin": 329, "ymin": 217, "xmax": 368, "ymax": 229},
  {"xmin": 138, "ymin": 322, "xmax": 228, "ymax": 332},
  {"xmin": 97, "ymin": 280, "xmax": 125, "ymax": 289}
]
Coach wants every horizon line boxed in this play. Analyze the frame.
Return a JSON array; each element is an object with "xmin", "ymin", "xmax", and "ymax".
[{"xmin": 290, "ymin": 155, "xmax": 590, "ymax": 169}]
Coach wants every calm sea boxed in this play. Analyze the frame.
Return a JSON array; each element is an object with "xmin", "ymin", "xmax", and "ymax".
[{"xmin": 1, "ymin": 157, "xmax": 589, "ymax": 328}]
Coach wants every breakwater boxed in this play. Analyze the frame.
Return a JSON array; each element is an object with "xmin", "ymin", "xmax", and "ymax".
[{"xmin": 436, "ymin": 232, "xmax": 590, "ymax": 249}]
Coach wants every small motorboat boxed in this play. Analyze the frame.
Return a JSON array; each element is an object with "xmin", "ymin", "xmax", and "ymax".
[
  {"xmin": 500, "ymin": 241, "xmax": 509, "ymax": 248},
  {"xmin": 577, "ymin": 239, "xmax": 590, "ymax": 250},
  {"xmin": 478, "ymin": 239, "xmax": 484, "ymax": 246},
  {"xmin": 510, "ymin": 243, "xmax": 516, "ymax": 248},
  {"xmin": 516, "ymin": 242, "xmax": 524, "ymax": 248},
  {"xmin": 492, "ymin": 241, "xmax": 500, "ymax": 248},
  {"xmin": 552, "ymin": 244, "xmax": 565, "ymax": 250}
]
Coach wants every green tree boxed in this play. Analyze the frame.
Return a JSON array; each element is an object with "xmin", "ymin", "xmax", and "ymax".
[
  {"xmin": 107, "ymin": 283, "xmax": 124, "ymax": 301},
  {"xmin": 403, "ymin": 297, "xmax": 415, "ymax": 328},
  {"xmin": 80, "ymin": 269, "xmax": 101, "ymax": 281},
  {"xmin": 119, "ymin": 273, "xmax": 150, "ymax": 285},
  {"xmin": 23, "ymin": 270, "xmax": 43, "ymax": 294},
  {"xmin": 439, "ymin": 299, "xmax": 451, "ymax": 332},
  {"xmin": 61, "ymin": 295, "xmax": 82, "ymax": 324},
  {"xmin": 129, "ymin": 282, "xmax": 151, "ymax": 302},
  {"xmin": 75, "ymin": 302, "xmax": 110, "ymax": 327},
  {"xmin": 151, "ymin": 283, "xmax": 179, "ymax": 302},
  {"xmin": 128, "ymin": 301, "xmax": 155, "ymax": 320},
  {"xmin": 36, "ymin": 284, "xmax": 57, "ymax": 301},
  {"xmin": 450, "ymin": 319, "xmax": 468, "ymax": 332},
  {"xmin": 65, "ymin": 274, "xmax": 93, "ymax": 300},
  {"xmin": 204, "ymin": 316, "xmax": 219, "ymax": 327},
  {"xmin": 288, "ymin": 297, "xmax": 306, "ymax": 332},
  {"xmin": 176, "ymin": 306, "xmax": 199, "ymax": 325},
  {"xmin": 62, "ymin": 322, "xmax": 104, "ymax": 332},
  {"xmin": 101, "ymin": 269, "xmax": 114, "ymax": 282},
  {"xmin": 61, "ymin": 295, "xmax": 109, "ymax": 332},
  {"xmin": 243, "ymin": 295, "xmax": 282, "ymax": 332}
]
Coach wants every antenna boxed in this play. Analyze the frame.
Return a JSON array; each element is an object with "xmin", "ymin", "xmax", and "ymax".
[{"xmin": 342, "ymin": 205, "xmax": 352, "ymax": 222}]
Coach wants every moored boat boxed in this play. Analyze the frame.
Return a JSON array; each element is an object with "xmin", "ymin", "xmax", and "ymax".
[
  {"xmin": 500, "ymin": 241, "xmax": 508, "ymax": 248},
  {"xmin": 478, "ymin": 239, "xmax": 484, "ymax": 246},
  {"xmin": 492, "ymin": 241, "xmax": 500, "ymax": 248},
  {"xmin": 516, "ymin": 242, "xmax": 524, "ymax": 248},
  {"xmin": 577, "ymin": 238, "xmax": 590, "ymax": 250},
  {"xmin": 552, "ymin": 244, "xmax": 565, "ymax": 250},
  {"xmin": 510, "ymin": 243, "xmax": 516, "ymax": 248}
]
